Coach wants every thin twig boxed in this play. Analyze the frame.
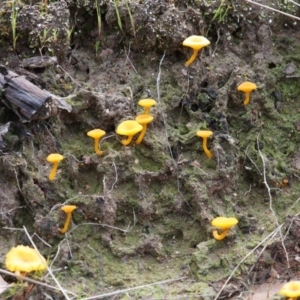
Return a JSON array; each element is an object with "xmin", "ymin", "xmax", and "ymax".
[
  {"xmin": 0, "ymin": 268, "xmax": 68, "ymax": 293},
  {"xmin": 49, "ymin": 239, "xmax": 65, "ymax": 270},
  {"xmin": 84, "ymin": 276, "xmax": 186, "ymax": 299},
  {"xmin": 244, "ymin": 145, "xmax": 262, "ymax": 176},
  {"xmin": 67, "ymin": 222, "xmax": 130, "ymax": 234},
  {"xmin": 212, "ymin": 27, "xmax": 221, "ymax": 57},
  {"xmin": 156, "ymin": 52, "xmax": 189, "ymax": 207},
  {"xmin": 244, "ymin": 0, "xmax": 300, "ymax": 21},
  {"xmin": 105, "ymin": 162, "xmax": 118, "ymax": 194},
  {"xmin": 124, "ymin": 44, "xmax": 139, "ymax": 75},
  {"xmin": 214, "ymin": 225, "xmax": 283, "ymax": 300},
  {"xmin": 0, "ymin": 206, "xmax": 23, "ymax": 215},
  {"xmin": 13, "ymin": 169, "xmax": 22, "ymax": 193},
  {"xmin": 30, "ymin": 232, "xmax": 52, "ymax": 248},
  {"xmin": 287, "ymin": 0, "xmax": 300, "ymax": 7},
  {"xmin": 256, "ymin": 136, "xmax": 289, "ymax": 268}
]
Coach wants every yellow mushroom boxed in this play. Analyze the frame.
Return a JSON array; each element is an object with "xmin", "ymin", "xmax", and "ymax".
[
  {"xmin": 60, "ymin": 205, "xmax": 77, "ymax": 234},
  {"xmin": 237, "ymin": 81, "xmax": 257, "ymax": 105},
  {"xmin": 211, "ymin": 217, "xmax": 238, "ymax": 240},
  {"xmin": 116, "ymin": 120, "xmax": 143, "ymax": 146},
  {"xmin": 5, "ymin": 245, "xmax": 47, "ymax": 275},
  {"xmin": 135, "ymin": 114, "xmax": 154, "ymax": 145},
  {"xmin": 87, "ymin": 129, "xmax": 106, "ymax": 155},
  {"xmin": 279, "ymin": 281, "xmax": 300, "ymax": 300},
  {"xmin": 46, "ymin": 153, "xmax": 64, "ymax": 181},
  {"xmin": 196, "ymin": 130, "xmax": 213, "ymax": 159},
  {"xmin": 183, "ymin": 35, "xmax": 210, "ymax": 67},
  {"xmin": 138, "ymin": 99, "xmax": 157, "ymax": 115}
]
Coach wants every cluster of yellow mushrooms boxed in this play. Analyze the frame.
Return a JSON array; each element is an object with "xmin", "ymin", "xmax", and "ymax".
[
  {"xmin": 182, "ymin": 36, "xmax": 259, "ymax": 242},
  {"xmin": 6, "ymin": 36, "xmax": 295, "ymax": 299},
  {"xmin": 42, "ymin": 36, "xmax": 259, "ymax": 239}
]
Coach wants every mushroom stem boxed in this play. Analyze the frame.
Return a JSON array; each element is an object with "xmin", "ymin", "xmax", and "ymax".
[
  {"xmin": 202, "ymin": 138, "xmax": 213, "ymax": 159},
  {"xmin": 94, "ymin": 138, "xmax": 103, "ymax": 155},
  {"xmin": 60, "ymin": 212, "xmax": 73, "ymax": 234},
  {"xmin": 243, "ymin": 92, "xmax": 251, "ymax": 105},
  {"xmin": 136, "ymin": 125, "xmax": 147, "ymax": 144},
  {"xmin": 49, "ymin": 162, "xmax": 59, "ymax": 181},
  {"xmin": 121, "ymin": 135, "xmax": 133, "ymax": 146},
  {"xmin": 185, "ymin": 49, "xmax": 199, "ymax": 67},
  {"xmin": 213, "ymin": 229, "xmax": 228, "ymax": 240},
  {"xmin": 144, "ymin": 107, "xmax": 150, "ymax": 115}
]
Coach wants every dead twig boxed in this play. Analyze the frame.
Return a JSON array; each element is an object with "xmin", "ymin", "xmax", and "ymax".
[
  {"xmin": 23, "ymin": 226, "xmax": 74, "ymax": 299},
  {"xmin": 256, "ymin": 136, "xmax": 289, "ymax": 268},
  {"xmin": 84, "ymin": 276, "xmax": 187, "ymax": 300},
  {"xmin": 244, "ymin": 0, "xmax": 300, "ymax": 21},
  {"xmin": 214, "ymin": 225, "xmax": 283, "ymax": 300}
]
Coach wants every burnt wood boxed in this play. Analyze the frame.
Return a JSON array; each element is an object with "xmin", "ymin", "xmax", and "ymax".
[{"xmin": 0, "ymin": 65, "xmax": 71, "ymax": 122}]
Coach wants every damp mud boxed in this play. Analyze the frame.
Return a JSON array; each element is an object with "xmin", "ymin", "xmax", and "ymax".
[{"xmin": 0, "ymin": 0, "xmax": 300, "ymax": 299}]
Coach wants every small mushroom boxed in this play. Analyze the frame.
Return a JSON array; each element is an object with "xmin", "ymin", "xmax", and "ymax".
[
  {"xmin": 46, "ymin": 153, "xmax": 64, "ymax": 181},
  {"xmin": 116, "ymin": 120, "xmax": 143, "ymax": 146},
  {"xmin": 135, "ymin": 114, "xmax": 154, "ymax": 144},
  {"xmin": 138, "ymin": 99, "xmax": 157, "ymax": 115},
  {"xmin": 5, "ymin": 245, "xmax": 47, "ymax": 275},
  {"xmin": 87, "ymin": 129, "xmax": 106, "ymax": 155},
  {"xmin": 279, "ymin": 281, "xmax": 300, "ymax": 300},
  {"xmin": 237, "ymin": 81, "xmax": 257, "ymax": 105},
  {"xmin": 211, "ymin": 217, "xmax": 238, "ymax": 240},
  {"xmin": 196, "ymin": 130, "xmax": 213, "ymax": 158},
  {"xmin": 60, "ymin": 205, "xmax": 77, "ymax": 234},
  {"xmin": 183, "ymin": 35, "xmax": 210, "ymax": 67}
]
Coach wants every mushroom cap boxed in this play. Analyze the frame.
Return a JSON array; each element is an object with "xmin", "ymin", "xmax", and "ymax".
[
  {"xmin": 138, "ymin": 99, "xmax": 157, "ymax": 109},
  {"xmin": 87, "ymin": 129, "xmax": 106, "ymax": 139},
  {"xmin": 135, "ymin": 114, "xmax": 154, "ymax": 125},
  {"xmin": 183, "ymin": 35, "xmax": 211, "ymax": 50},
  {"xmin": 116, "ymin": 120, "xmax": 143, "ymax": 136},
  {"xmin": 61, "ymin": 205, "xmax": 77, "ymax": 214},
  {"xmin": 211, "ymin": 217, "xmax": 238, "ymax": 230},
  {"xmin": 5, "ymin": 245, "xmax": 47, "ymax": 273},
  {"xmin": 196, "ymin": 130, "xmax": 213, "ymax": 139},
  {"xmin": 279, "ymin": 281, "xmax": 300, "ymax": 298},
  {"xmin": 46, "ymin": 153, "xmax": 64, "ymax": 163},
  {"xmin": 237, "ymin": 81, "xmax": 257, "ymax": 93}
]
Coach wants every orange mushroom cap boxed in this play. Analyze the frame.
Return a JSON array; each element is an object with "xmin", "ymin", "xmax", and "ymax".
[
  {"xmin": 46, "ymin": 153, "xmax": 64, "ymax": 164},
  {"xmin": 196, "ymin": 130, "xmax": 213, "ymax": 139},
  {"xmin": 138, "ymin": 99, "xmax": 157, "ymax": 109},
  {"xmin": 138, "ymin": 99, "xmax": 157, "ymax": 115},
  {"xmin": 237, "ymin": 81, "xmax": 257, "ymax": 105},
  {"xmin": 183, "ymin": 35, "xmax": 211, "ymax": 50},
  {"xmin": 116, "ymin": 120, "xmax": 143, "ymax": 136},
  {"xmin": 135, "ymin": 114, "xmax": 154, "ymax": 125},
  {"xmin": 279, "ymin": 281, "xmax": 300, "ymax": 298},
  {"xmin": 237, "ymin": 81, "xmax": 257, "ymax": 93},
  {"xmin": 61, "ymin": 205, "xmax": 77, "ymax": 214},
  {"xmin": 5, "ymin": 245, "xmax": 47, "ymax": 273},
  {"xmin": 211, "ymin": 217, "xmax": 238, "ymax": 230},
  {"xmin": 87, "ymin": 129, "xmax": 106, "ymax": 139}
]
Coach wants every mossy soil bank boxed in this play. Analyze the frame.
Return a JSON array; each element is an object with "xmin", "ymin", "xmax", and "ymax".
[{"xmin": 1, "ymin": 0, "xmax": 300, "ymax": 299}]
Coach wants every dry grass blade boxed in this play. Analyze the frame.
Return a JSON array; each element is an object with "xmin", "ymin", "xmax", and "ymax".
[
  {"xmin": 213, "ymin": 225, "xmax": 283, "ymax": 300},
  {"xmin": 84, "ymin": 277, "xmax": 187, "ymax": 299},
  {"xmin": 125, "ymin": 0, "xmax": 136, "ymax": 37},
  {"xmin": 0, "ymin": 268, "xmax": 65, "ymax": 293},
  {"xmin": 244, "ymin": 0, "xmax": 300, "ymax": 21},
  {"xmin": 113, "ymin": 0, "xmax": 123, "ymax": 32},
  {"xmin": 256, "ymin": 136, "xmax": 289, "ymax": 268},
  {"xmin": 0, "ymin": 275, "xmax": 9, "ymax": 295},
  {"xmin": 23, "ymin": 226, "xmax": 76, "ymax": 299}
]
